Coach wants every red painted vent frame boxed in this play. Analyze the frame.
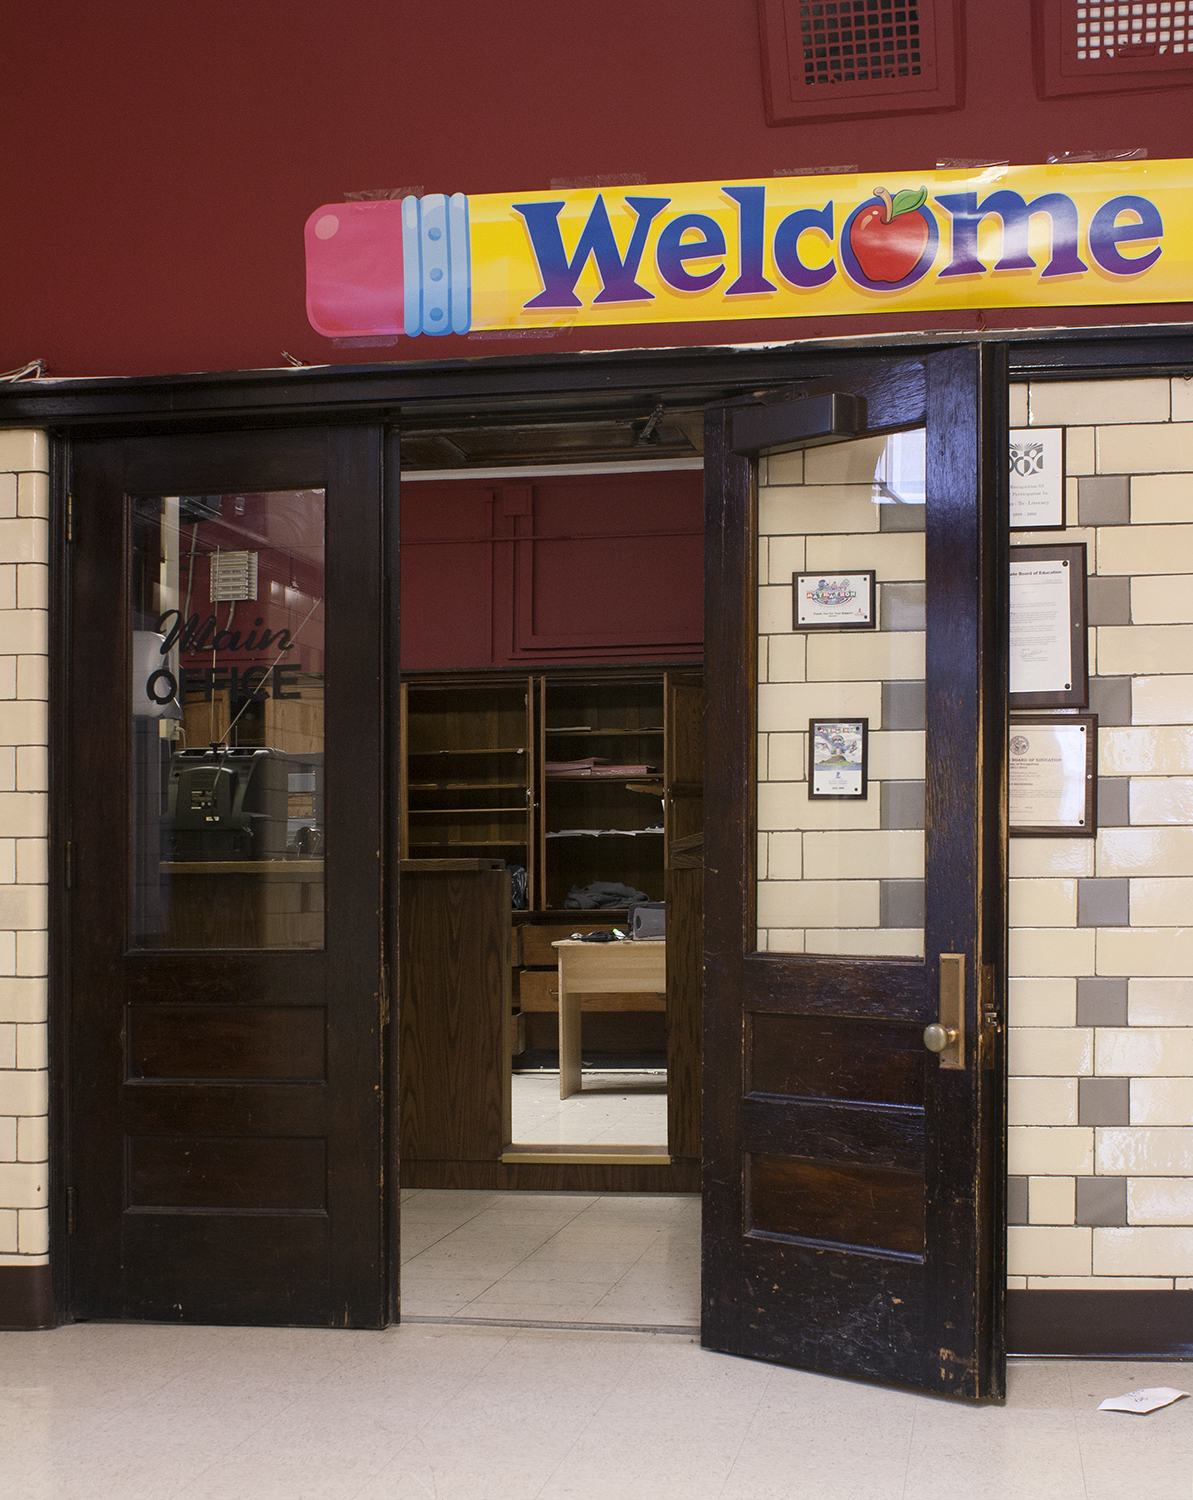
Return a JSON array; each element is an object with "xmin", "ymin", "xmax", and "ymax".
[
  {"xmin": 1034, "ymin": 0, "xmax": 1193, "ymax": 96},
  {"xmin": 758, "ymin": 0, "xmax": 963, "ymax": 124}
]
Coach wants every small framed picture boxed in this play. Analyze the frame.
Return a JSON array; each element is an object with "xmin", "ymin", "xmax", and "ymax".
[
  {"xmin": 1009, "ymin": 714, "xmax": 1097, "ymax": 836},
  {"xmin": 1010, "ymin": 428, "xmax": 1066, "ymax": 530},
  {"xmin": 809, "ymin": 718, "xmax": 869, "ymax": 800},
  {"xmin": 793, "ymin": 570, "xmax": 876, "ymax": 630}
]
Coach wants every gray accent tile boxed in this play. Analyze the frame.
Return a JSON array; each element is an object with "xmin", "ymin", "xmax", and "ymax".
[
  {"xmin": 882, "ymin": 680, "xmax": 926, "ymax": 731},
  {"xmin": 880, "ymin": 879, "xmax": 925, "ymax": 929},
  {"xmin": 1007, "ymin": 1176, "xmax": 1029, "ymax": 1226},
  {"xmin": 1077, "ymin": 877, "xmax": 1130, "ymax": 928},
  {"xmin": 1086, "ymin": 576, "xmax": 1131, "ymax": 626},
  {"xmin": 881, "ymin": 780, "xmax": 925, "ymax": 830},
  {"xmin": 1078, "ymin": 475, "xmax": 1131, "ymax": 526},
  {"xmin": 880, "ymin": 582, "xmax": 926, "ymax": 632},
  {"xmin": 1076, "ymin": 977, "xmax": 1128, "ymax": 1027},
  {"xmin": 1097, "ymin": 778, "xmax": 1130, "ymax": 827},
  {"xmin": 1075, "ymin": 1176, "xmax": 1128, "ymax": 1227},
  {"xmin": 1088, "ymin": 676, "xmax": 1132, "ymax": 725},
  {"xmin": 880, "ymin": 503, "xmax": 926, "ymax": 533},
  {"xmin": 1078, "ymin": 1077, "xmax": 1130, "ymax": 1126}
]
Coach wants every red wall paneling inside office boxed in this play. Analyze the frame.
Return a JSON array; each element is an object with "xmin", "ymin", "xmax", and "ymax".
[{"xmin": 400, "ymin": 470, "xmax": 704, "ymax": 670}]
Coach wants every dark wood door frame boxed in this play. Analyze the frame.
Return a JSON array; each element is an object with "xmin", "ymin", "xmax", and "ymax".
[{"xmin": 21, "ymin": 330, "xmax": 1173, "ymax": 1335}]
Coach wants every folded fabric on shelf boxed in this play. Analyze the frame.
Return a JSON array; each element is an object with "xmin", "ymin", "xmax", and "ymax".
[{"xmin": 563, "ymin": 880, "xmax": 650, "ymax": 909}]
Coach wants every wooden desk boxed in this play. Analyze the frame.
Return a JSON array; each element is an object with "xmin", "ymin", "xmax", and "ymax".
[{"xmin": 552, "ymin": 939, "xmax": 666, "ymax": 1099}]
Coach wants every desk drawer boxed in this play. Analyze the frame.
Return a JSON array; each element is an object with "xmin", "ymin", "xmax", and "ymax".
[
  {"xmin": 521, "ymin": 923, "xmax": 617, "ymax": 966},
  {"xmin": 515, "ymin": 969, "xmax": 665, "ymax": 1013}
]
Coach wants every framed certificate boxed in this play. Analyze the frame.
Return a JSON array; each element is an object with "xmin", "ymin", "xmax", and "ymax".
[
  {"xmin": 1010, "ymin": 428, "xmax": 1066, "ymax": 530},
  {"xmin": 793, "ymin": 570, "xmax": 876, "ymax": 630},
  {"xmin": 809, "ymin": 718, "xmax": 869, "ymax": 800},
  {"xmin": 1009, "ymin": 715, "xmax": 1097, "ymax": 836},
  {"xmin": 1009, "ymin": 543, "xmax": 1088, "ymax": 709}
]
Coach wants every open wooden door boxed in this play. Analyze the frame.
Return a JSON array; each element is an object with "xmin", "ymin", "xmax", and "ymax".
[{"xmin": 702, "ymin": 347, "xmax": 1007, "ymax": 1398}]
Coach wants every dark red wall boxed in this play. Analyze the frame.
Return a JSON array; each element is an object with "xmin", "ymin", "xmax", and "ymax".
[
  {"xmin": 400, "ymin": 471, "xmax": 703, "ymax": 669},
  {"xmin": 4, "ymin": 2, "xmax": 1193, "ymax": 379}
]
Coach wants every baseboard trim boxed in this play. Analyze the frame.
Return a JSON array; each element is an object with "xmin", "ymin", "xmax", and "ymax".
[
  {"xmin": 1007, "ymin": 1289, "xmax": 1193, "ymax": 1357},
  {"xmin": 0, "ymin": 1264, "xmax": 54, "ymax": 1330}
]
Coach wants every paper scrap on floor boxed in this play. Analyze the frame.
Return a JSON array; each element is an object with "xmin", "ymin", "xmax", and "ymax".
[{"xmin": 1097, "ymin": 1387, "xmax": 1189, "ymax": 1414}]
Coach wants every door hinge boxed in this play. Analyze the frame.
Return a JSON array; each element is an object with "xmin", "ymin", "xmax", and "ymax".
[
  {"xmin": 65, "ymin": 493, "xmax": 74, "ymax": 543},
  {"xmin": 64, "ymin": 841, "xmax": 75, "ymax": 888},
  {"xmin": 66, "ymin": 1186, "xmax": 77, "ymax": 1235}
]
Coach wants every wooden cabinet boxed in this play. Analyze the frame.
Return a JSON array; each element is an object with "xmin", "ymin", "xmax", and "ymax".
[
  {"xmin": 400, "ymin": 667, "xmax": 699, "ymax": 920},
  {"xmin": 400, "ymin": 676, "xmax": 534, "ymax": 901},
  {"xmin": 398, "ymin": 665, "xmax": 703, "ymax": 1189},
  {"xmin": 540, "ymin": 675, "xmax": 666, "ymax": 909}
]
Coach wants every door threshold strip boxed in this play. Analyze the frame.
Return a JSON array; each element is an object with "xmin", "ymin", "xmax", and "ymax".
[{"xmin": 404, "ymin": 1314, "xmax": 700, "ymax": 1335}]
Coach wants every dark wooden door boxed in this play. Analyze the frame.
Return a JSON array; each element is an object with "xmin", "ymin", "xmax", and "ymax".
[
  {"xmin": 702, "ymin": 348, "xmax": 1007, "ymax": 1398},
  {"xmin": 65, "ymin": 426, "xmax": 388, "ymax": 1327}
]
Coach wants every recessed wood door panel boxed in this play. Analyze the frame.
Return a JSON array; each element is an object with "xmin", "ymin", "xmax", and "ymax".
[
  {"xmin": 66, "ymin": 426, "xmax": 387, "ymax": 1328},
  {"xmin": 702, "ymin": 349, "xmax": 1007, "ymax": 1399}
]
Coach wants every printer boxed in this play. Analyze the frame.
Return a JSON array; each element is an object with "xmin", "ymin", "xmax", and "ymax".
[{"xmin": 164, "ymin": 747, "xmax": 292, "ymax": 861}]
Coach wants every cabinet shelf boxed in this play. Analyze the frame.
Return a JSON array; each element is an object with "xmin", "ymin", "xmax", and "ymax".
[
  {"xmin": 546, "ymin": 774, "xmax": 660, "ymax": 783},
  {"xmin": 544, "ymin": 727, "xmax": 664, "ymax": 736},
  {"xmin": 408, "ymin": 780, "xmax": 527, "ymax": 790},
  {"xmin": 408, "ymin": 839, "xmax": 527, "ymax": 848},
  {"xmin": 409, "ymin": 806, "xmax": 527, "ymax": 816},
  {"xmin": 409, "ymin": 747, "xmax": 526, "ymax": 756}
]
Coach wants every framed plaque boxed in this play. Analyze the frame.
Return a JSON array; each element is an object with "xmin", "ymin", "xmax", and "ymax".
[
  {"xmin": 809, "ymin": 717, "xmax": 868, "ymax": 800},
  {"xmin": 1009, "ymin": 714, "xmax": 1097, "ymax": 836},
  {"xmin": 793, "ymin": 570, "xmax": 876, "ymax": 630},
  {"xmin": 1010, "ymin": 427, "xmax": 1066, "ymax": 530},
  {"xmin": 1009, "ymin": 543, "xmax": 1088, "ymax": 709}
]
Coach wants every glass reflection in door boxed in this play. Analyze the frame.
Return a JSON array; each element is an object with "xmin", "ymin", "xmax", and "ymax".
[{"xmin": 130, "ymin": 489, "xmax": 326, "ymax": 948}]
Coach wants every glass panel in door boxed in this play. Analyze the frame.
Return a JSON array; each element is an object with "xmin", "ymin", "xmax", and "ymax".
[{"xmin": 129, "ymin": 488, "xmax": 326, "ymax": 948}]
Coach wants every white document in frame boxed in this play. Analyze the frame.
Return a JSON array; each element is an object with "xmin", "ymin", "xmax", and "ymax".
[
  {"xmin": 1009, "ymin": 722, "xmax": 1088, "ymax": 827},
  {"xmin": 1010, "ymin": 558, "xmax": 1072, "ymax": 695}
]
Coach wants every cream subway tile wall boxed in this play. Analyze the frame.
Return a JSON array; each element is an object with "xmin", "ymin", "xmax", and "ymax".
[
  {"xmin": 756, "ymin": 431, "xmax": 926, "ymax": 959},
  {"xmin": 0, "ymin": 431, "xmax": 49, "ymax": 1270},
  {"xmin": 1004, "ymin": 379, "xmax": 1193, "ymax": 1289}
]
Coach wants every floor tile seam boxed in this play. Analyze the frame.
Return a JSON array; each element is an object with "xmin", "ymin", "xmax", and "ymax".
[
  {"xmin": 898, "ymin": 1388, "xmax": 919, "ymax": 1500},
  {"xmin": 452, "ymin": 1277, "xmax": 609, "ymax": 1320},
  {"xmin": 337, "ymin": 1324, "xmax": 528, "ymax": 1500},
  {"xmin": 1066, "ymin": 1362, "xmax": 1095, "ymax": 1500},
  {"xmin": 404, "ymin": 1314, "xmax": 701, "ymax": 1334},
  {"xmin": 167, "ymin": 1364, "xmax": 371, "ymax": 1494},
  {"xmin": 524, "ymin": 1319, "xmax": 659, "ymax": 1500},
  {"xmin": 714, "ymin": 1365, "xmax": 779, "ymax": 1499},
  {"xmin": 591, "ymin": 1228, "xmax": 665, "ymax": 1301}
]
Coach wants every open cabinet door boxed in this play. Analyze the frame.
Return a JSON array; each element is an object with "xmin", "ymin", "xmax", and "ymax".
[{"xmin": 702, "ymin": 347, "xmax": 1007, "ymax": 1399}]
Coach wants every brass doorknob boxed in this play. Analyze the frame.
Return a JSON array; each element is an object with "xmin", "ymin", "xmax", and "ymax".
[{"xmin": 924, "ymin": 1023, "xmax": 959, "ymax": 1053}]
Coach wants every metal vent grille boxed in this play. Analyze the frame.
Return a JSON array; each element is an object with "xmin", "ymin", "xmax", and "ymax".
[
  {"xmin": 798, "ymin": 0, "xmax": 926, "ymax": 87},
  {"xmin": 758, "ymin": 0, "xmax": 958, "ymax": 124},
  {"xmin": 1075, "ymin": 0, "xmax": 1188, "ymax": 61},
  {"xmin": 209, "ymin": 551, "xmax": 259, "ymax": 603},
  {"xmin": 1040, "ymin": 0, "xmax": 1193, "ymax": 88}
]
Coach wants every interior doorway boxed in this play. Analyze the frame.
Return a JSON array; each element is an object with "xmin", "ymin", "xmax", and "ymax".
[
  {"xmin": 52, "ymin": 341, "xmax": 1006, "ymax": 1398},
  {"xmin": 395, "ymin": 454, "xmax": 705, "ymax": 1191}
]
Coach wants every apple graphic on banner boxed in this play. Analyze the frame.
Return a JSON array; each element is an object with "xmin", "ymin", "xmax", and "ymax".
[{"xmin": 849, "ymin": 186, "xmax": 930, "ymax": 283}]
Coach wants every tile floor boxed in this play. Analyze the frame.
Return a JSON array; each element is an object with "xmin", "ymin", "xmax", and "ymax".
[
  {"xmin": 2, "ymin": 1322, "xmax": 1191, "ymax": 1499},
  {"xmin": 399, "ymin": 1190, "xmax": 699, "ymax": 1327},
  {"xmin": 510, "ymin": 1072, "xmax": 669, "ymax": 1146}
]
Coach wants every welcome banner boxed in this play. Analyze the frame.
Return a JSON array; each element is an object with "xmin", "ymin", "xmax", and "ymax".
[{"xmin": 304, "ymin": 159, "xmax": 1182, "ymax": 340}]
